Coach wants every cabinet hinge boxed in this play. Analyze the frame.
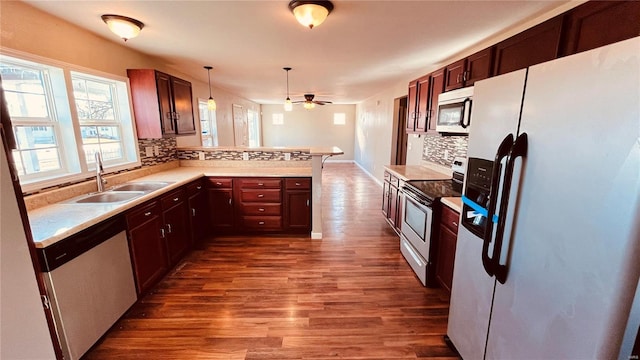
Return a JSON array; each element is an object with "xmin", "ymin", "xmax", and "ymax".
[{"xmin": 41, "ymin": 295, "xmax": 51, "ymax": 310}]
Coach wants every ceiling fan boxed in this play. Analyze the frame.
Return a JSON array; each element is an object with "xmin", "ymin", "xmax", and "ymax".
[{"xmin": 293, "ymin": 94, "xmax": 332, "ymax": 109}]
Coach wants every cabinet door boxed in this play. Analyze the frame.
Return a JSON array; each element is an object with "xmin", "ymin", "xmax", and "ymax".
[
  {"xmin": 170, "ymin": 77, "xmax": 196, "ymax": 135},
  {"xmin": 208, "ymin": 189, "xmax": 234, "ymax": 231},
  {"xmin": 493, "ymin": 15, "xmax": 563, "ymax": 76},
  {"xmin": 435, "ymin": 225, "xmax": 457, "ymax": 293},
  {"xmin": 128, "ymin": 214, "xmax": 167, "ymax": 295},
  {"xmin": 382, "ymin": 181, "xmax": 391, "ymax": 218},
  {"xmin": 163, "ymin": 201, "xmax": 189, "ymax": 266},
  {"xmin": 286, "ymin": 191, "xmax": 311, "ymax": 232},
  {"xmin": 389, "ymin": 185, "xmax": 399, "ymax": 228},
  {"xmin": 406, "ymin": 80, "xmax": 418, "ymax": 132},
  {"xmin": 155, "ymin": 72, "xmax": 175, "ymax": 136},
  {"xmin": 444, "ymin": 59, "xmax": 466, "ymax": 92},
  {"xmin": 560, "ymin": 1, "xmax": 640, "ymax": 57},
  {"xmin": 465, "ymin": 47, "xmax": 494, "ymax": 86},
  {"xmin": 188, "ymin": 190, "xmax": 207, "ymax": 246},
  {"xmin": 415, "ymin": 75, "xmax": 431, "ymax": 133},
  {"xmin": 427, "ymin": 68, "xmax": 445, "ymax": 132}
]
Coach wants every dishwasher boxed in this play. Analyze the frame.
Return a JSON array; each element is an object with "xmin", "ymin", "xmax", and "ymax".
[{"xmin": 38, "ymin": 216, "xmax": 137, "ymax": 360}]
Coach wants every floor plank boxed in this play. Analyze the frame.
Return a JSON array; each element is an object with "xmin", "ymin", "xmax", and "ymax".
[{"xmin": 83, "ymin": 163, "xmax": 459, "ymax": 359}]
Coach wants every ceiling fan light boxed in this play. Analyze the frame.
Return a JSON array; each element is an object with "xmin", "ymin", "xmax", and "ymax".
[
  {"xmin": 289, "ymin": 1, "xmax": 333, "ymax": 29},
  {"xmin": 101, "ymin": 14, "xmax": 144, "ymax": 41},
  {"xmin": 284, "ymin": 97, "xmax": 293, "ymax": 111},
  {"xmin": 303, "ymin": 102, "xmax": 315, "ymax": 110}
]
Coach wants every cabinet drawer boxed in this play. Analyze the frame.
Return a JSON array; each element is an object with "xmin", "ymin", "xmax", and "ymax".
[
  {"xmin": 238, "ymin": 178, "xmax": 282, "ymax": 189},
  {"xmin": 384, "ymin": 171, "xmax": 391, "ymax": 182},
  {"xmin": 240, "ymin": 203, "xmax": 282, "ymax": 216},
  {"xmin": 441, "ymin": 204, "xmax": 460, "ymax": 233},
  {"xmin": 390, "ymin": 175, "xmax": 400, "ymax": 188},
  {"xmin": 240, "ymin": 216, "xmax": 282, "ymax": 230},
  {"xmin": 240, "ymin": 189, "xmax": 281, "ymax": 203},
  {"xmin": 161, "ymin": 188, "xmax": 186, "ymax": 209},
  {"xmin": 127, "ymin": 201, "xmax": 162, "ymax": 229},
  {"xmin": 186, "ymin": 179, "xmax": 204, "ymax": 196},
  {"xmin": 285, "ymin": 178, "xmax": 310, "ymax": 190},
  {"xmin": 207, "ymin": 177, "xmax": 232, "ymax": 189}
]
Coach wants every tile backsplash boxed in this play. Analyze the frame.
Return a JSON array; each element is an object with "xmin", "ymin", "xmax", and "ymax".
[
  {"xmin": 422, "ymin": 133, "xmax": 468, "ymax": 167},
  {"xmin": 177, "ymin": 149, "xmax": 312, "ymax": 161},
  {"xmin": 138, "ymin": 137, "xmax": 179, "ymax": 166}
]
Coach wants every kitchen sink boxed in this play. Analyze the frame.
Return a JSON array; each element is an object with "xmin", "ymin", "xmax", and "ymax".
[
  {"xmin": 73, "ymin": 191, "xmax": 145, "ymax": 204},
  {"xmin": 112, "ymin": 181, "xmax": 174, "ymax": 192}
]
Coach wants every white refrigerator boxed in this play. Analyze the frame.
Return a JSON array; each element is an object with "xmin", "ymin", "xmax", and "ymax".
[{"xmin": 447, "ymin": 37, "xmax": 640, "ymax": 359}]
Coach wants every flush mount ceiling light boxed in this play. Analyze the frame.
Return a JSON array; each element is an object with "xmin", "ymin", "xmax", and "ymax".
[
  {"xmin": 204, "ymin": 66, "xmax": 217, "ymax": 110},
  {"xmin": 101, "ymin": 14, "xmax": 144, "ymax": 42},
  {"xmin": 288, "ymin": 1, "xmax": 334, "ymax": 29},
  {"xmin": 283, "ymin": 67, "xmax": 293, "ymax": 112}
]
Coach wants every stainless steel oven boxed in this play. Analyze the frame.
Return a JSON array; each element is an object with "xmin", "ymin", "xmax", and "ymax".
[{"xmin": 400, "ymin": 191, "xmax": 434, "ymax": 286}]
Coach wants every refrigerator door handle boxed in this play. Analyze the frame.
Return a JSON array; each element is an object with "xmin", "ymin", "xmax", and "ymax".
[
  {"xmin": 493, "ymin": 133, "xmax": 528, "ymax": 284},
  {"xmin": 459, "ymin": 97, "xmax": 473, "ymax": 128},
  {"xmin": 482, "ymin": 133, "xmax": 514, "ymax": 277}
]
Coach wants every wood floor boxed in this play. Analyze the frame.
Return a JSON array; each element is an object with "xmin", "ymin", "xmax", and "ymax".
[{"xmin": 84, "ymin": 163, "xmax": 459, "ymax": 359}]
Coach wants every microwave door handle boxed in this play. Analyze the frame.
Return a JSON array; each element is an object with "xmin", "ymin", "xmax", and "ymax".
[
  {"xmin": 493, "ymin": 133, "xmax": 528, "ymax": 284},
  {"xmin": 482, "ymin": 133, "xmax": 513, "ymax": 277},
  {"xmin": 460, "ymin": 97, "xmax": 472, "ymax": 128}
]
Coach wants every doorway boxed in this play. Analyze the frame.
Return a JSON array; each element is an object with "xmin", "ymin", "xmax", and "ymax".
[{"xmin": 391, "ymin": 96, "xmax": 408, "ymax": 165}]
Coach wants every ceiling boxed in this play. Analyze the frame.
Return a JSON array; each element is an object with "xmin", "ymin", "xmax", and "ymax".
[{"xmin": 23, "ymin": 0, "xmax": 567, "ymax": 105}]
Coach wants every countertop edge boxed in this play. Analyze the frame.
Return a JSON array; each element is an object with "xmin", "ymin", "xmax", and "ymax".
[{"xmin": 441, "ymin": 197, "xmax": 462, "ymax": 213}]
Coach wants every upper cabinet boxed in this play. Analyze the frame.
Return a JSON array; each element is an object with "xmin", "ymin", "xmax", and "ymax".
[
  {"xmin": 127, "ymin": 69, "xmax": 196, "ymax": 138},
  {"xmin": 444, "ymin": 47, "xmax": 495, "ymax": 92},
  {"xmin": 493, "ymin": 16, "xmax": 564, "ymax": 76},
  {"xmin": 406, "ymin": 70, "xmax": 443, "ymax": 134},
  {"xmin": 559, "ymin": 0, "xmax": 640, "ymax": 57}
]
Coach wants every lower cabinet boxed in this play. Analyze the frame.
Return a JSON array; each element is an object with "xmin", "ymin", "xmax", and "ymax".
[
  {"xmin": 186, "ymin": 179, "xmax": 207, "ymax": 246},
  {"xmin": 207, "ymin": 176, "xmax": 312, "ymax": 235},
  {"xmin": 126, "ymin": 201, "xmax": 168, "ymax": 295},
  {"xmin": 161, "ymin": 188, "xmax": 189, "ymax": 266},
  {"xmin": 382, "ymin": 171, "xmax": 403, "ymax": 234},
  {"xmin": 435, "ymin": 204, "xmax": 460, "ymax": 293}
]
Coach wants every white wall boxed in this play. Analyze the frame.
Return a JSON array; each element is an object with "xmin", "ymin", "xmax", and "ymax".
[
  {"xmin": 0, "ymin": 1, "xmax": 259, "ymax": 149},
  {"xmin": 261, "ymin": 104, "xmax": 355, "ymax": 160}
]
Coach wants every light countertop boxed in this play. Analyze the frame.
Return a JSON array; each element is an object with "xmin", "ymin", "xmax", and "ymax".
[
  {"xmin": 29, "ymin": 166, "xmax": 311, "ymax": 248},
  {"xmin": 384, "ymin": 164, "xmax": 451, "ymax": 181},
  {"xmin": 441, "ymin": 197, "xmax": 462, "ymax": 213}
]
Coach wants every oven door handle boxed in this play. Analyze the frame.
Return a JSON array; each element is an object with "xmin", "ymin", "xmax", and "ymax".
[
  {"xmin": 492, "ymin": 133, "xmax": 527, "ymax": 284},
  {"xmin": 482, "ymin": 133, "xmax": 513, "ymax": 277},
  {"xmin": 402, "ymin": 188, "xmax": 432, "ymax": 208}
]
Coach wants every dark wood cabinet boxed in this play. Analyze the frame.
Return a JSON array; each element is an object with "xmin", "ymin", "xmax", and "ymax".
[
  {"xmin": 435, "ymin": 204, "xmax": 460, "ymax": 293},
  {"xmin": 285, "ymin": 178, "xmax": 311, "ymax": 232},
  {"xmin": 406, "ymin": 74, "xmax": 433, "ymax": 133},
  {"xmin": 186, "ymin": 179, "xmax": 207, "ymax": 246},
  {"xmin": 235, "ymin": 178, "xmax": 283, "ymax": 232},
  {"xmin": 560, "ymin": 1, "xmax": 640, "ymax": 57},
  {"xmin": 427, "ymin": 68, "xmax": 445, "ymax": 133},
  {"xmin": 161, "ymin": 188, "xmax": 189, "ymax": 266},
  {"xmin": 445, "ymin": 48, "xmax": 494, "ymax": 92},
  {"xmin": 127, "ymin": 69, "xmax": 196, "ymax": 138},
  {"xmin": 126, "ymin": 201, "xmax": 168, "ymax": 295},
  {"xmin": 493, "ymin": 15, "xmax": 564, "ymax": 76},
  {"xmin": 444, "ymin": 59, "xmax": 466, "ymax": 92},
  {"xmin": 207, "ymin": 177, "xmax": 235, "ymax": 233},
  {"xmin": 382, "ymin": 171, "xmax": 402, "ymax": 234},
  {"xmin": 406, "ymin": 80, "xmax": 418, "ymax": 133}
]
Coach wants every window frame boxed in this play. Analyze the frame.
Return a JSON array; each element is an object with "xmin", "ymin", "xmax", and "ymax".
[
  {"xmin": 1, "ymin": 48, "xmax": 141, "ymax": 193},
  {"xmin": 198, "ymin": 99, "xmax": 218, "ymax": 147}
]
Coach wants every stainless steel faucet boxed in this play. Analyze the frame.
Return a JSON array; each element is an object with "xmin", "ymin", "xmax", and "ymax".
[{"xmin": 95, "ymin": 152, "xmax": 107, "ymax": 192}]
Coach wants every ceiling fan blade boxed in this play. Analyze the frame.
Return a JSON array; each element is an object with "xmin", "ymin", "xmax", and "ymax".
[{"xmin": 314, "ymin": 100, "xmax": 332, "ymax": 105}]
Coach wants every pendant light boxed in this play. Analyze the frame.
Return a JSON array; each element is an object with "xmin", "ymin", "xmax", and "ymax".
[
  {"xmin": 288, "ymin": 1, "xmax": 334, "ymax": 29},
  {"xmin": 204, "ymin": 66, "xmax": 217, "ymax": 110},
  {"xmin": 283, "ymin": 67, "xmax": 293, "ymax": 112}
]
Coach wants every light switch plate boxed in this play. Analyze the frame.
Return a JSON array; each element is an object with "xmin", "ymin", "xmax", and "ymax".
[
  {"xmin": 242, "ymin": 152, "xmax": 249, "ymax": 161},
  {"xmin": 145, "ymin": 146, "xmax": 153, "ymax": 158},
  {"xmin": 284, "ymin": 153, "xmax": 291, "ymax": 161},
  {"xmin": 198, "ymin": 151, "xmax": 205, "ymax": 160}
]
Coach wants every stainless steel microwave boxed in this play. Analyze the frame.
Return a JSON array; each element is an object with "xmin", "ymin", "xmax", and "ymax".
[{"xmin": 436, "ymin": 86, "xmax": 473, "ymax": 134}]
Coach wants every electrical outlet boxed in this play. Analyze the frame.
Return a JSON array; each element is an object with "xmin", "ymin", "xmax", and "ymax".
[
  {"xmin": 198, "ymin": 151, "xmax": 205, "ymax": 160},
  {"xmin": 424, "ymin": 147, "xmax": 428, "ymax": 156},
  {"xmin": 242, "ymin": 152, "xmax": 249, "ymax": 161},
  {"xmin": 154, "ymin": 145, "xmax": 160, "ymax": 156},
  {"xmin": 408, "ymin": 142, "xmax": 412, "ymax": 151},
  {"xmin": 444, "ymin": 150, "xmax": 449, "ymax": 161},
  {"xmin": 284, "ymin": 153, "xmax": 291, "ymax": 161},
  {"xmin": 145, "ymin": 146, "xmax": 153, "ymax": 157}
]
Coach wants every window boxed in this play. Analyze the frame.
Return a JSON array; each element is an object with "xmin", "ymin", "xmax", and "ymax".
[
  {"xmin": 272, "ymin": 113, "xmax": 284, "ymax": 125},
  {"xmin": 333, "ymin": 113, "xmax": 346, "ymax": 125},
  {"xmin": 247, "ymin": 109, "xmax": 260, "ymax": 147},
  {"xmin": 198, "ymin": 100, "xmax": 218, "ymax": 146},
  {"xmin": 1, "ymin": 53, "xmax": 139, "ymax": 191}
]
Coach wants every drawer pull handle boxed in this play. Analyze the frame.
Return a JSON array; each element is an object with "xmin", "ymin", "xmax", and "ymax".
[
  {"xmin": 452, "ymin": 221, "xmax": 458, "ymax": 227},
  {"xmin": 257, "ymin": 194, "xmax": 264, "ymax": 198},
  {"xmin": 160, "ymin": 228, "xmax": 165, "ymax": 238},
  {"xmin": 306, "ymin": 199, "xmax": 310, "ymax": 207},
  {"xmin": 258, "ymin": 208, "xmax": 265, "ymax": 212},
  {"xmin": 258, "ymin": 183, "xmax": 264, "ymax": 186},
  {"xmin": 216, "ymin": 182, "xmax": 222, "ymax": 186},
  {"xmin": 228, "ymin": 198, "xmax": 232, "ymax": 205},
  {"xmin": 258, "ymin": 221, "xmax": 265, "ymax": 225},
  {"xmin": 167, "ymin": 224, "xmax": 172, "ymax": 233},
  {"xmin": 173, "ymin": 197, "xmax": 180, "ymax": 202},
  {"xmin": 192, "ymin": 208, "xmax": 196, "ymax": 217},
  {"xmin": 295, "ymin": 182, "xmax": 301, "ymax": 186},
  {"xmin": 144, "ymin": 211, "xmax": 152, "ymax": 217},
  {"xmin": 196, "ymin": 185, "xmax": 202, "ymax": 190},
  {"xmin": 55, "ymin": 253, "xmax": 67, "ymax": 261}
]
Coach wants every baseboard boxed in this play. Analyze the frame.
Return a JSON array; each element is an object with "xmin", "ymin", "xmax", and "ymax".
[
  {"xmin": 354, "ymin": 161, "xmax": 383, "ymax": 187},
  {"xmin": 323, "ymin": 159, "xmax": 354, "ymax": 163},
  {"xmin": 311, "ymin": 232, "xmax": 322, "ymax": 239}
]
